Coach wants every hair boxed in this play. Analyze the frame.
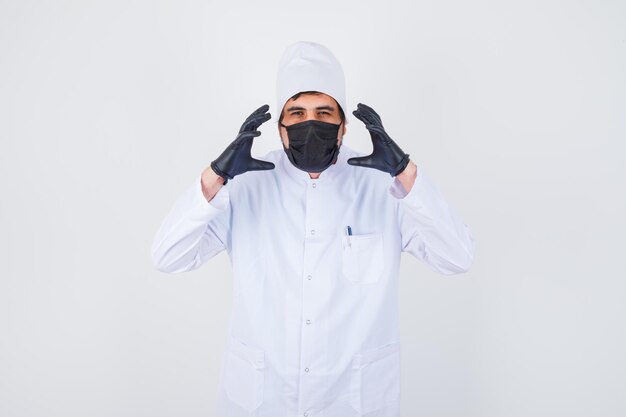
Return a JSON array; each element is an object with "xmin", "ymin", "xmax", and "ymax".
[{"xmin": 278, "ymin": 90, "xmax": 346, "ymax": 125}]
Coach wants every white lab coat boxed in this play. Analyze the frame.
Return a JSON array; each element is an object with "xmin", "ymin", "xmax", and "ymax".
[{"xmin": 151, "ymin": 144, "xmax": 475, "ymax": 417}]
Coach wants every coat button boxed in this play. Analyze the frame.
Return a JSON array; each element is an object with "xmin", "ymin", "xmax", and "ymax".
[
  {"xmin": 304, "ymin": 412, "xmax": 309, "ymax": 417},
  {"xmin": 307, "ymin": 275, "xmax": 312, "ymax": 280},
  {"xmin": 305, "ymin": 367, "xmax": 309, "ymax": 372},
  {"xmin": 312, "ymin": 183, "xmax": 317, "ymax": 188},
  {"xmin": 310, "ymin": 229, "xmax": 315, "ymax": 235},
  {"xmin": 306, "ymin": 319, "xmax": 311, "ymax": 324}
]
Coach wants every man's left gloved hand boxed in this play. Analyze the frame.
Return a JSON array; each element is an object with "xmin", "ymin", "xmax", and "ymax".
[{"xmin": 347, "ymin": 103, "xmax": 411, "ymax": 177}]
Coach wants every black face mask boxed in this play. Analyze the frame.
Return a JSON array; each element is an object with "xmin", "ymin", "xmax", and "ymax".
[{"xmin": 280, "ymin": 119, "xmax": 342, "ymax": 173}]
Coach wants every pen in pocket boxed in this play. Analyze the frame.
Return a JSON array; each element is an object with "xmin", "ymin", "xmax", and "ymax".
[{"xmin": 345, "ymin": 226, "xmax": 352, "ymax": 248}]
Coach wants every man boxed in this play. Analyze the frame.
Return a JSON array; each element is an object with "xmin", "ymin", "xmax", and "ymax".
[{"xmin": 151, "ymin": 41, "xmax": 475, "ymax": 417}]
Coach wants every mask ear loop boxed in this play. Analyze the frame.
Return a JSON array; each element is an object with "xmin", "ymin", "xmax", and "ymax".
[
  {"xmin": 279, "ymin": 121, "xmax": 287, "ymax": 144},
  {"xmin": 335, "ymin": 119, "xmax": 344, "ymax": 142},
  {"xmin": 279, "ymin": 121, "xmax": 289, "ymax": 146},
  {"xmin": 336, "ymin": 120, "xmax": 343, "ymax": 152}
]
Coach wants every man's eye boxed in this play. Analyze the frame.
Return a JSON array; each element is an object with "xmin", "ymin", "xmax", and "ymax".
[
  {"xmin": 320, "ymin": 111, "xmax": 330, "ymax": 115},
  {"xmin": 291, "ymin": 111, "xmax": 303, "ymax": 116}
]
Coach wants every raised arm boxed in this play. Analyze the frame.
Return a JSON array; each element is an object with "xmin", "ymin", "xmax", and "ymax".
[
  {"xmin": 150, "ymin": 104, "xmax": 275, "ymax": 273},
  {"xmin": 347, "ymin": 102, "xmax": 475, "ymax": 275},
  {"xmin": 391, "ymin": 166, "xmax": 475, "ymax": 275},
  {"xmin": 150, "ymin": 169, "xmax": 230, "ymax": 273}
]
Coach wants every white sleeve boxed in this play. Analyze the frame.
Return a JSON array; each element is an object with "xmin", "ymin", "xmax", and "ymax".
[
  {"xmin": 150, "ymin": 175, "xmax": 231, "ymax": 273},
  {"xmin": 389, "ymin": 168, "xmax": 476, "ymax": 275}
]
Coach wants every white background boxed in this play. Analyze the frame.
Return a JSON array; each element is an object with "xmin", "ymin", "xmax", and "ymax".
[{"xmin": 1, "ymin": 1, "xmax": 624, "ymax": 416}]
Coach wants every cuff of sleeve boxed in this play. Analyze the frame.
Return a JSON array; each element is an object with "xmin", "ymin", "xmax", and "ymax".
[
  {"xmin": 193, "ymin": 175, "xmax": 230, "ymax": 214},
  {"xmin": 388, "ymin": 166, "xmax": 425, "ymax": 200}
]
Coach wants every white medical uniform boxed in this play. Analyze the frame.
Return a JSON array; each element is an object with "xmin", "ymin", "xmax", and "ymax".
[{"xmin": 151, "ymin": 143, "xmax": 475, "ymax": 417}]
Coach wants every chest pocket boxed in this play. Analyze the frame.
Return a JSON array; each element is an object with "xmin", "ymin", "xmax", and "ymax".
[{"xmin": 341, "ymin": 233, "xmax": 385, "ymax": 284}]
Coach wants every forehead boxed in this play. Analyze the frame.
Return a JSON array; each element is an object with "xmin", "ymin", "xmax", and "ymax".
[{"xmin": 284, "ymin": 93, "xmax": 338, "ymax": 109}]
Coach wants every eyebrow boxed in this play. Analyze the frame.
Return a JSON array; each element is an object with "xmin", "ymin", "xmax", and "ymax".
[{"xmin": 286, "ymin": 105, "xmax": 336, "ymax": 112}]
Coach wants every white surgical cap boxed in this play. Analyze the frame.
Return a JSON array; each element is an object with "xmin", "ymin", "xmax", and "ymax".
[{"xmin": 276, "ymin": 41, "xmax": 348, "ymax": 124}]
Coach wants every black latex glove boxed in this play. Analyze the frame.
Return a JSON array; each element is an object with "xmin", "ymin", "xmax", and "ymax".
[
  {"xmin": 210, "ymin": 104, "xmax": 275, "ymax": 184},
  {"xmin": 347, "ymin": 103, "xmax": 411, "ymax": 177}
]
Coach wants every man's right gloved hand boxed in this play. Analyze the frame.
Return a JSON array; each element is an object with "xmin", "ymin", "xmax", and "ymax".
[{"xmin": 210, "ymin": 104, "xmax": 275, "ymax": 184}]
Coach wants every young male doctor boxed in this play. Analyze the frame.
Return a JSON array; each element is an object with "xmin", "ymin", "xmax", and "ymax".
[{"xmin": 151, "ymin": 41, "xmax": 475, "ymax": 417}]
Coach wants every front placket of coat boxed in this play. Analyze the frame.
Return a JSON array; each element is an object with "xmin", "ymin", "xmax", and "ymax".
[{"xmin": 298, "ymin": 175, "xmax": 331, "ymax": 417}]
